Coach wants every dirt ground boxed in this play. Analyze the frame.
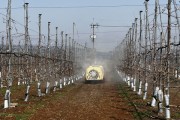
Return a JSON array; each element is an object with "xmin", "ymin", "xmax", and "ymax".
[
  {"xmin": 29, "ymin": 77, "xmax": 135, "ymax": 120},
  {"xmin": 0, "ymin": 70, "xmax": 136, "ymax": 120}
]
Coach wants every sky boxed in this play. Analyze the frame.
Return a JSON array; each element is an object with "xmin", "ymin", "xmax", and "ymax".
[{"xmin": 0, "ymin": 0, "xmax": 169, "ymax": 52}]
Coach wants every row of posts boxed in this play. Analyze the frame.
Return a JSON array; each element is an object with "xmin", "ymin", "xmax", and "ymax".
[
  {"xmin": 0, "ymin": 1, "xmax": 94, "ymax": 108},
  {"xmin": 114, "ymin": 0, "xmax": 180, "ymax": 119}
]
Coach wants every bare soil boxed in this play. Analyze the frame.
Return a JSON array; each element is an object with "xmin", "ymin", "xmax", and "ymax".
[
  {"xmin": 0, "ymin": 72, "xmax": 136, "ymax": 120},
  {"xmin": 29, "ymin": 80, "xmax": 135, "ymax": 120}
]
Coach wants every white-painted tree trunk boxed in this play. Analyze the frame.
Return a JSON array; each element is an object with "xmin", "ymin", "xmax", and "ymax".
[
  {"xmin": 165, "ymin": 94, "xmax": 170, "ymax": 119},
  {"xmin": 133, "ymin": 78, "xmax": 136, "ymax": 92},
  {"xmin": 151, "ymin": 86, "xmax": 159, "ymax": 107},
  {"xmin": 137, "ymin": 81, "xmax": 142, "ymax": 95},
  {"xmin": 63, "ymin": 78, "xmax": 66, "ymax": 86},
  {"xmin": 131, "ymin": 77, "xmax": 134, "ymax": 89},
  {"xmin": 127, "ymin": 76, "xmax": 130, "ymax": 86},
  {"xmin": 24, "ymin": 85, "xmax": 30, "ymax": 102},
  {"xmin": 53, "ymin": 81, "xmax": 58, "ymax": 92},
  {"xmin": 158, "ymin": 89, "xmax": 163, "ymax": 113},
  {"xmin": 45, "ymin": 81, "xmax": 50, "ymax": 94},
  {"xmin": 4, "ymin": 89, "xmax": 10, "ymax": 108},
  {"xmin": 59, "ymin": 79, "xmax": 63, "ymax": 89},
  {"xmin": 143, "ymin": 82, "xmax": 148, "ymax": 100},
  {"xmin": 37, "ymin": 82, "xmax": 42, "ymax": 97}
]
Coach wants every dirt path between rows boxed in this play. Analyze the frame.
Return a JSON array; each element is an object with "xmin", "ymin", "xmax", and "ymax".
[{"xmin": 29, "ymin": 78, "xmax": 135, "ymax": 120}]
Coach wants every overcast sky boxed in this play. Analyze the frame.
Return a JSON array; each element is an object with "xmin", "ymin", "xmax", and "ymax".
[{"xmin": 0, "ymin": 0, "xmax": 169, "ymax": 52}]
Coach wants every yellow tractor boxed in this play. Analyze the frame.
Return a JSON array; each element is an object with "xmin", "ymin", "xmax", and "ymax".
[{"xmin": 85, "ymin": 65, "xmax": 104, "ymax": 82}]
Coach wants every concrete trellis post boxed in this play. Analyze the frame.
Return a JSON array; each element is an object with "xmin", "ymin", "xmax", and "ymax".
[{"xmin": 143, "ymin": 0, "xmax": 149, "ymax": 100}]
